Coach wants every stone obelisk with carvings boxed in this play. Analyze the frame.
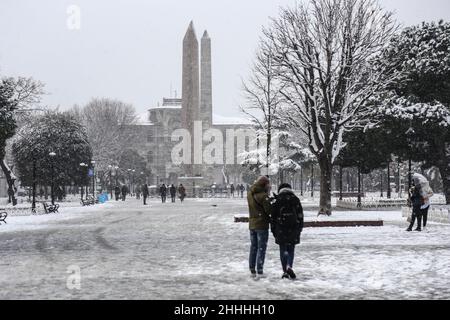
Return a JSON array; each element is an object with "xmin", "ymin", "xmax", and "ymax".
[
  {"xmin": 200, "ymin": 30, "xmax": 213, "ymax": 129},
  {"xmin": 181, "ymin": 21, "xmax": 199, "ymax": 177}
]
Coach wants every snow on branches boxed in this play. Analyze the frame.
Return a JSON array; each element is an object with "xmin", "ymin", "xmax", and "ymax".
[
  {"xmin": 374, "ymin": 97, "xmax": 450, "ymax": 127},
  {"xmin": 263, "ymin": 0, "xmax": 398, "ymax": 165}
]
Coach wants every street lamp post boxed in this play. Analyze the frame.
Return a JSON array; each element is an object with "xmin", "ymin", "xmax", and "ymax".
[
  {"xmin": 406, "ymin": 127, "xmax": 416, "ymax": 191},
  {"xmin": 80, "ymin": 163, "xmax": 88, "ymax": 200},
  {"xmin": 115, "ymin": 166, "xmax": 119, "ymax": 186},
  {"xmin": 31, "ymin": 158, "xmax": 37, "ymax": 213},
  {"xmin": 108, "ymin": 165, "xmax": 113, "ymax": 199},
  {"xmin": 91, "ymin": 160, "xmax": 96, "ymax": 199},
  {"xmin": 380, "ymin": 172, "xmax": 384, "ymax": 198},
  {"xmin": 49, "ymin": 152, "xmax": 56, "ymax": 205},
  {"xmin": 387, "ymin": 159, "xmax": 391, "ymax": 199},
  {"xmin": 127, "ymin": 169, "xmax": 132, "ymax": 195},
  {"xmin": 300, "ymin": 165, "xmax": 303, "ymax": 197},
  {"xmin": 132, "ymin": 170, "xmax": 136, "ymax": 195},
  {"xmin": 357, "ymin": 166, "xmax": 362, "ymax": 208}
]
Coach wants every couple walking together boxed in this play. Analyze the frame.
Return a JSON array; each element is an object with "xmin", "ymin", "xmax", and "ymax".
[{"xmin": 247, "ymin": 176, "xmax": 304, "ymax": 280}]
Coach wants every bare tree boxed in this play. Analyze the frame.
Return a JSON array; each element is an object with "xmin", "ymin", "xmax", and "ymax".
[
  {"xmin": 263, "ymin": 0, "xmax": 398, "ymax": 215},
  {"xmin": 241, "ymin": 42, "xmax": 285, "ymax": 176},
  {"xmin": 69, "ymin": 98, "xmax": 139, "ymax": 180}
]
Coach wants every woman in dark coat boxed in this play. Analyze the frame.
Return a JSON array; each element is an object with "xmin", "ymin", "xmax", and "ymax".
[
  {"xmin": 169, "ymin": 184, "xmax": 177, "ymax": 203},
  {"xmin": 407, "ymin": 182, "xmax": 424, "ymax": 232},
  {"xmin": 114, "ymin": 186, "xmax": 121, "ymax": 201},
  {"xmin": 178, "ymin": 184, "xmax": 186, "ymax": 203},
  {"xmin": 271, "ymin": 183, "xmax": 304, "ymax": 280},
  {"xmin": 121, "ymin": 185, "xmax": 128, "ymax": 201}
]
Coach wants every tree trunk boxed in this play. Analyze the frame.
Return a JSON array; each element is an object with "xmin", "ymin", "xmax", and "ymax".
[
  {"xmin": 0, "ymin": 158, "xmax": 18, "ymax": 206},
  {"xmin": 438, "ymin": 164, "xmax": 450, "ymax": 205},
  {"xmin": 387, "ymin": 161, "xmax": 391, "ymax": 199},
  {"xmin": 318, "ymin": 157, "xmax": 332, "ymax": 216}
]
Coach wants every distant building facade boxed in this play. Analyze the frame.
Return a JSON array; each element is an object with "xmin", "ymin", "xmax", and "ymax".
[{"xmin": 133, "ymin": 22, "xmax": 252, "ymax": 186}]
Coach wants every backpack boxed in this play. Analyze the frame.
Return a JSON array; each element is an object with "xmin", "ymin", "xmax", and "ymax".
[
  {"xmin": 271, "ymin": 192, "xmax": 303, "ymax": 244},
  {"xmin": 274, "ymin": 194, "xmax": 301, "ymax": 228}
]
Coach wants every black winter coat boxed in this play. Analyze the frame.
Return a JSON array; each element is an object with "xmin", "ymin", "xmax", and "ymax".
[
  {"xmin": 142, "ymin": 185, "xmax": 149, "ymax": 196},
  {"xmin": 410, "ymin": 186, "xmax": 423, "ymax": 208},
  {"xmin": 270, "ymin": 188, "xmax": 304, "ymax": 245}
]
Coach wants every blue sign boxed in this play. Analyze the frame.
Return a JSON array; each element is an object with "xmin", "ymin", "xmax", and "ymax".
[{"xmin": 88, "ymin": 169, "xmax": 94, "ymax": 177}]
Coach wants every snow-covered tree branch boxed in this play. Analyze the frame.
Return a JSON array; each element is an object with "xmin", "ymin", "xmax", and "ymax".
[{"xmin": 260, "ymin": 0, "xmax": 398, "ymax": 214}]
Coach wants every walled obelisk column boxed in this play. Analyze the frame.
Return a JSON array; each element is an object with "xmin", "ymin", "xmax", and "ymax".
[
  {"xmin": 182, "ymin": 21, "xmax": 200, "ymax": 177},
  {"xmin": 200, "ymin": 30, "xmax": 213, "ymax": 129}
]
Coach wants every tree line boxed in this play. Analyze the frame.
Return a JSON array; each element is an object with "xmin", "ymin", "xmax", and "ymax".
[{"xmin": 242, "ymin": 0, "xmax": 450, "ymax": 214}]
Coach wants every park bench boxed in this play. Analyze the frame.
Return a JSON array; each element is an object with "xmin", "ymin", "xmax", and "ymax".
[
  {"xmin": 0, "ymin": 211, "xmax": 7, "ymax": 225},
  {"xmin": 86, "ymin": 196, "xmax": 99, "ymax": 205},
  {"xmin": 43, "ymin": 202, "xmax": 59, "ymax": 214},
  {"xmin": 81, "ymin": 198, "xmax": 93, "ymax": 206}
]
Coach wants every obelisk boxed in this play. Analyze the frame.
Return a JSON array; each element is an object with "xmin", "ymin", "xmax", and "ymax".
[
  {"xmin": 200, "ymin": 30, "xmax": 213, "ymax": 129},
  {"xmin": 182, "ymin": 21, "xmax": 199, "ymax": 177}
]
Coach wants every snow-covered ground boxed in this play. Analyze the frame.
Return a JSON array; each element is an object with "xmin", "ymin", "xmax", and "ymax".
[{"xmin": 0, "ymin": 198, "xmax": 449, "ymax": 300}]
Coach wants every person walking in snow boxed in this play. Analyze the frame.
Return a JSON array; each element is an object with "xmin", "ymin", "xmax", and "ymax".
[
  {"xmin": 160, "ymin": 184, "xmax": 167, "ymax": 203},
  {"xmin": 409, "ymin": 173, "xmax": 434, "ymax": 232},
  {"xmin": 271, "ymin": 183, "xmax": 304, "ymax": 280},
  {"xmin": 121, "ymin": 184, "xmax": 128, "ymax": 201},
  {"xmin": 247, "ymin": 176, "xmax": 272, "ymax": 278},
  {"xmin": 230, "ymin": 184, "xmax": 235, "ymax": 198},
  {"xmin": 142, "ymin": 183, "xmax": 149, "ymax": 205},
  {"xmin": 240, "ymin": 184, "xmax": 245, "ymax": 198},
  {"xmin": 114, "ymin": 185, "xmax": 121, "ymax": 201},
  {"xmin": 178, "ymin": 184, "xmax": 186, "ymax": 203},
  {"xmin": 169, "ymin": 184, "xmax": 177, "ymax": 203},
  {"xmin": 407, "ymin": 182, "xmax": 423, "ymax": 232},
  {"xmin": 136, "ymin": 186, "xmax": 141, "ymax": 200}
]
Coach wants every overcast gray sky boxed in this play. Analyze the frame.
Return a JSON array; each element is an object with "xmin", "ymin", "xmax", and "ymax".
[{"xmin": 1, "ymin": 0, "xmax": 450, "ymax": 118}]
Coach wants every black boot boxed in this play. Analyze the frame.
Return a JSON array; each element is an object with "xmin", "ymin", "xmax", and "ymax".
[
  {"xmin": 415, "ymin": 215, "xmax": 422, "ymax": 232},
  {"xmin": 407, "ymin": 214, "xmax": 416, "ymax": 232},
  {"xmin": 286, "ymin": 268, "xmax": 297, "ymax": 280}
]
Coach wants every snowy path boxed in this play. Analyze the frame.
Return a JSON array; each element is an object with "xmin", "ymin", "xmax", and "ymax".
[{"xmin": 0, "ymin": 198, "xmax": 449, "ymax": 300}]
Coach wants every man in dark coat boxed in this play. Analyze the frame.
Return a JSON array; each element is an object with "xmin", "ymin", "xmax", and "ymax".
[
  {"xmin": 178, "ymin": 184, "xmax": 186, "ymax": 203},
  {"xmin": 169, "ymin": 184, "xmax": 177, "ymax": 203},
  {"xmin": 247, "ymin": 176, "xmax": 272, "ymax": 278},
  {"xmin": 114, "ymin": 185, "xmax": 121, "ymax": 201},
  {"xmin": 121, "ymin": 185, "xmax": 128, "ymax": 201},
  {"xmin": 142, "ymin": 184, "xmax": 149, "ymax": 205},
  {"xmin": 271, "ymin": 183, "xmax": 304, "ymax": 280},
  {"xmin": 160, "ymin": 184, "xmax": 167, "ymax": 203},
  {"xmin": 230, "ymin": 184, "xmax": 235, "ymax": 198}
]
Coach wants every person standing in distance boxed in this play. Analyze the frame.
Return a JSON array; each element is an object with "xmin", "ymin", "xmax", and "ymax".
[{"xmin": 142, "ymin": 183, "xmax": 149, "ymax": 205}]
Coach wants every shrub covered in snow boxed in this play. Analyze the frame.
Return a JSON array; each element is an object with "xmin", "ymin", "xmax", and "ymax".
[{"xmin": 12, "ymin": 112, "xmax": 93, "ymax": 188}]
